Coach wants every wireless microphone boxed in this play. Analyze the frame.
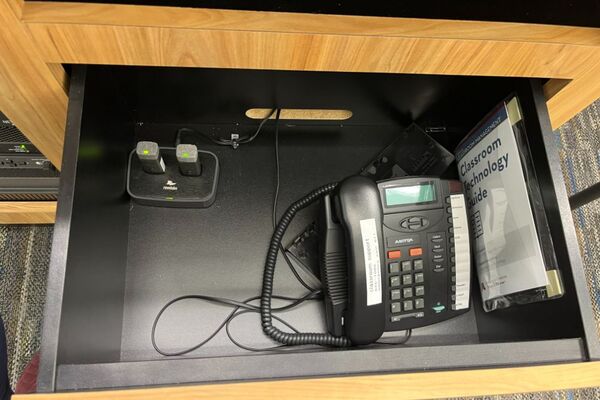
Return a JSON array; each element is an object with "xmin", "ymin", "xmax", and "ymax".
[
  {"xmin": 176, "ymin": 144, "xmax": 202, "ymax": 176},
  {"xmin": 136, "ymin": 141, "xmax": 165, "ymax": 174}
]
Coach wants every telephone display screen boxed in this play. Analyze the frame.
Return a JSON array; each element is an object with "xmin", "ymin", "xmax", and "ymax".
[{"xmin": 385, "ymin": 183, "xmax": 436, "ymax": 206}]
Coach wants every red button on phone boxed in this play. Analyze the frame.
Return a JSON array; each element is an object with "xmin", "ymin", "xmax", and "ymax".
[
  {"xmin": 387, "ymin": 250, "xmax": 401, "ymax": 259},
  {"xmin": 409, "ymin": 247, "xmax": 423, "ymax": 257}
]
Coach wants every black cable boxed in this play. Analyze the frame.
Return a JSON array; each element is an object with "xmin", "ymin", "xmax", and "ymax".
[
  {"xmin": 152, "ymin": 291, "xmax": 321, "ymax": 356},
  {"xmin": 272, "ymin": 108, "xmax": 282, "ymax": 230},
  {"xmin": 225, "ymin": 310, "xmax": 298, "ymax": 352},
  {"xmin": 175, "ymin": 109, "xmax": 276, "ymax": 149},
  {"xmin": 270, "ymin": 108, "xmax": 319, "ymax": 292},
  {"xmin": 261, "ymin": 182, "xmax": 352, "ymax": 347}
]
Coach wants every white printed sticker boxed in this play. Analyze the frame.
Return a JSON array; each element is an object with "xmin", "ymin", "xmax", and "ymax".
[
  {"xmin": 450, "ymin": 194, "xmax": 471, "ymax": 310},
  {"xmin": 360, "ymin": 218, "xmax": 382, "ymax": 306}
]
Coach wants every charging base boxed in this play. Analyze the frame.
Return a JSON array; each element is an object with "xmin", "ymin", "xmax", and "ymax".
[{"xmin": 127, "ymin": 147, "xmax": 219, "ymax": 208}]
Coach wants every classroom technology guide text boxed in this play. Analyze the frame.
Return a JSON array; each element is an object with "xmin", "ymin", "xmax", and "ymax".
[
  {"xmin": 455, "ymin": 101, "xmax": 548, "ymax": 303},
  {"xmin": 459, "ymin": 134, "xmax": 510, "ymax": 208}
]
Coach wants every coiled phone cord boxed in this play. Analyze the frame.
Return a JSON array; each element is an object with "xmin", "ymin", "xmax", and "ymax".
[{"xmin": 260, "ymin": 182, "xmax": 352, "ymax": 347}]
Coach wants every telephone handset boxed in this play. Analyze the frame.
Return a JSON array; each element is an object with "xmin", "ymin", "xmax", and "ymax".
[
  {"xmin": 320, "ymin": 175, "xmax": 471, "ymax": 344},
  {"xmin": 332, "ymin": 176, "xmax": 386, "ymax": 344}
]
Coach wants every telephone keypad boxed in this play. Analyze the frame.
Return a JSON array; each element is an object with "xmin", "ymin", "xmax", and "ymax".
[
  {"xmin": 379, "ymin": 180, "xmax": 470, "ymax": 331},
  {"xmin": 386, "ymin": 241, "xmax": 427, "ymax": 322},
  {"xmin": 413, "ymin": 259, "xmax": 423, "ymax": 270},
  {"xmin": 414, "ymin": 273, "xmax": 424, "ymax": 283},
  {"xmin": 384, "ymin": 199, "xmax": 462, "ymax": 326}
]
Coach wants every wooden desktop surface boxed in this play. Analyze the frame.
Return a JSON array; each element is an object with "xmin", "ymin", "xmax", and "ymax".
[
  {"xmin": 13, "ymin": 362, "xmax": 600, "ymax": 399},
  {"xmin": 1, "ymin": 1, "xmax": 600, "ymax": 398}
]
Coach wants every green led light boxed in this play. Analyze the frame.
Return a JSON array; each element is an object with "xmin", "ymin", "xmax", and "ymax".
[
  {"xmin": 182, "ymin": 152, "xmax": 189, "ymax": 158},
  {"xmin": 143, "ymin": 149, "xmax": 149, "ymax": 155},
  {"xmin": 20, "ymin": 144, "xmax": 26, "ymax": 149},
  {"xmin": 165, "ymin": 196, "xmax": 174, "ymax": 200}
]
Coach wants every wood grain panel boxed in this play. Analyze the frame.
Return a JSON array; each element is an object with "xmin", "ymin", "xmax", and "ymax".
[
  {"xmin": 20, "ymin": 2, "xmax": 600, "ymax": 128},
  {"xmin": 24, "ymin": 22, "xmax": 596, "ymax": 79},
  {"xmin": 0, "ymin": 1, "xmax": 67, "ymax": 167},
  {"xmin": 546, "ymin": 62, "xmax": 600, "ymax": 128},
  {"xmin": 14, "ymin": 362, "xmax": 600, "ymax": 400},
  {"xmin": 0, "ymin": 201, "xmax": 56, "ymax": 224},
  {"xmin": 23, "ymin": 2, "xmax": 600, "ymax": 47}
]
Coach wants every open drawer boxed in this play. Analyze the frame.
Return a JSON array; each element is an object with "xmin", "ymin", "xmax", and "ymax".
[{"xmin": 38, "ymin": 65, "xmax": 600, "ymax": 392}]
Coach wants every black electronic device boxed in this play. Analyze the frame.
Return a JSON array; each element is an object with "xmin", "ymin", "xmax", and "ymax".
[
  {"xmin": 136, "ymin": 141, "xmax": 165, "ymax": 174},
  {"xmin": 319, "ymin": 176, "xmax": 471, "ymax": 344},
  {"xmin": 0, "ymin": 111, "xmax": 59, "ymax": 200},
  {"xmin": 176, "ymin": 144, "xmax": 202, "ymax": 176},
  {"xmin": 127, "ymin": 146, "xmax": 219, "ymax": 208}
]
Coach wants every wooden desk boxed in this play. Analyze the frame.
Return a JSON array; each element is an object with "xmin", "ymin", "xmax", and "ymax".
[
  {"xmin": 14, "ymin": 362, "xmax": 600, "ymax": 399},
  {"xmin": 1, "ymin": 1, "xmax": 600, "ymax": 397}
]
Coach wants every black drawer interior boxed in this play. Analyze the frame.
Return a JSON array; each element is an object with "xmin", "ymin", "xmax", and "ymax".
[{"xmin": 38, "ymin": 65, "xmax": 598, "ymax": 392}]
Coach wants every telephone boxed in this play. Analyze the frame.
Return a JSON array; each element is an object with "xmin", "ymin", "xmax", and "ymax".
[{"xmin": 319, "ymin": 176, "xmax": 471, "ymax": 345}]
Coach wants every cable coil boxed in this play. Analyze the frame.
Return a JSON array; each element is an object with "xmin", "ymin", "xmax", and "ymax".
[{"xmin": 260, "ymin": 182, "xmax": 352, "ymax": 347}]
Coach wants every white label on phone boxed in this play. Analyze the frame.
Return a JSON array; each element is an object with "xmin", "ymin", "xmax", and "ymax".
[
  {"xmin": 360, "ymin": 218, "xmax": 382, "ymax": 306},
  {"xmin": 450, "ymin": 194, "xmax": 471, "ymax": 310}
]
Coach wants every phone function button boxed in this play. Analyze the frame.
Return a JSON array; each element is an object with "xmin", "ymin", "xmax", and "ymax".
[
  {"xmin": 432, "ymin": 247, "xmax": 445, "ymax": 253},
  {"xmin": 432, "ymin": 263, "xmax": 444, "ymax": 271},
  {"xmin": 403, "ymin": 287, "xmax": 413, "ymax": 298},
  {"xmin": 415, "ymin": 298, "xmax": 425, "ymax": 309},
  {"xmin": 450, "ymin": 246, "xmax": 455, "ymax": 254},
  {"xmin": 446, "ymin": 206, "xmax": 452, "ymax": 213},
  {"xmin": 430, "ymin": 233, "xmax": 444, "ymax": 242},
  {"xmin": 402, "ymin": 274, "xmax": 413, "ymax": 285},
  {"xmin": 409, "ymin": 247, "xmax": 423, "ymax": 257},
  {"xmin": 390, "ymin": 276, "xmax": 400, "ymax": 287},
  {"xmin": 389, "ymin": 262, "xmax": 400, "ymax": 274},
  {"xmin": 432, "ymin": 303, "xmax": 446, "ymax": 313},
  {"xmin": 413, "ymin": 259, "xmax": 423, "ymax": 270},
  {"xmin": 447, "ymin": 216, "xmax": 453, "ymax": 224},
  {"xmin": 403, "ymin": 300, "xmax": 414, "ymax": 311},
  {"xmin": 432, "ymin": 254, "xmax": 444, "ymax": 262},
  {"xmin": 408, "ymin": 217, "xmax": 421, "ymax": 224},
  {"xmin": 391, "ymin": 302, "xmax": 402, "ymax": 313},
  {"xmin": 448, "ymin": 227, "xmax": 454, "ymax": 234},
  {"xmin": 391, "ymin": 312, "xmax": 425, "ymax": 323},
  {"xmin": 415, "ymin": 285, "xmax": 425, "ymax": 296},
  {"xmin": 401, "ymin": 261, "xmax": 412, "ymax": 272},
  {"xmin": 414, "ymin": 273, "xmax": 424, "ymax": 283},
  {"xmin": 387, "ymin": 250, "xmax": 401, "ymax": 259},
  {"xmin": 450, "ymin": 256, "xmax": 456, "ymax": 263},
  {"xmin": 445, "ymin": 196, "xmax": 451, "ymax": 204},
  {"xmin": 449, "ymin": 236, "xmax": 455, "ymax": 243},
  {"xmin": 391, "ymin": 290, "xmax": 401, "ymax": 300}
]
